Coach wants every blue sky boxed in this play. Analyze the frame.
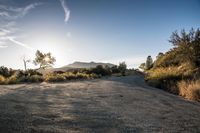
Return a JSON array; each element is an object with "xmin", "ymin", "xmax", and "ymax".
[{"xmin": 0, "ymin": 0, "xmax": 200, "ymax": 69}]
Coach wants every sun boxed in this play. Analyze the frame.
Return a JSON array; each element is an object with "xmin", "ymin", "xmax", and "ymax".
[
  {"xmin": 44, "ymin": 56, "xmax": 50, "ymax": 62},
  {"xmin": 28, "ymin": 31, "xmax": 74, "ymax": 68}
]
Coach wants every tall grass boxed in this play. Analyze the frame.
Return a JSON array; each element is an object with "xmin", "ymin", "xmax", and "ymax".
[
  {"xmin": 145, "ymin": 66, "xmax": 193, "ymax": 94},
  {"xmin": 178, "ymin": 80, "xmax": 200, "ymax": 101}
]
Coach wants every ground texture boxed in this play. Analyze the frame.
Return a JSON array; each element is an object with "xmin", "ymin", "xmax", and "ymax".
[{"xmin": 0, "ymin": 75, "xmax": 200, "ymax": 133}]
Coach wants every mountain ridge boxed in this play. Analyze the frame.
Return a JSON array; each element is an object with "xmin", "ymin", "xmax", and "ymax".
[{"xmin": 63, "ymin": 61, "xmax": 115, "ymax": 69}]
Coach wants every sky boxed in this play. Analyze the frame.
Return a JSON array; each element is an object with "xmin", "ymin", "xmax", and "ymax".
[{"xmin": 0, "ymin": 0, "xmax": 200, "ymax": 69}]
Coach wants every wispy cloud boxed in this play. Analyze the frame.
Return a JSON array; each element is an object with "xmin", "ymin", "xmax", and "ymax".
[
  {"xmin": 20, "ymin": 3, "xmax": 42, "ymax": 18},
  {"xmin": 0, "ymin": 28, "xmax": 10, "ymax": 36},
  {"xmin": 0, "ymin": 44, "xmax": 8, "ymax": 48},
  {"xmin": 0, "ymin": 3, "xmax": 42, "ymax": 20},
  {"xmin": 0, "ymin": 2, "xmax": 41, "ymax": 49},
  {"xmin": 7, "ymin": 37, "xmax": 34, "ymax": 50},
  {"xmin": 0, "ymin": 41, "xmax": 8, "ymax": 48},
  {"xmin": 59, "ymin": 0, "xmax": 70, "ymax": 23}
]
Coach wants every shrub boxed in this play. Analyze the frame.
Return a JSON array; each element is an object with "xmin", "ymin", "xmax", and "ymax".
[
  {"xmin": 118, "ymin": 62, "xmax": 127, "ymax": 76},
  {"xmin": 44, "ymin": 72, "xmax": 99, "ymax": 82},
  {"xmin": 178, "ymin": 80, "xmax": 200, "ymax": 101},
  {"xmin": 62, "ymin": 72, "xmax": 77, "ymax": 80},
  {"xmin": 0, "ymin": 75, "xmax": 6, "ymax": 84},
  {"xmin": 18, "ymin": 76, "xmax": 27, "ymax": 82},
  {"xmin": 90, "ymin": 65, "xmax": 111, "ymax": 76},
  {"xmin": 25, "ymin": 69, "xmax": 42, "ymax": 76},
  {"xmin": 89, "ymin": 73, "xmax": 99, "ymax": 79},
  {"xmin": 111, "ymin": 65, "xmax": 120, "ymax": 73},
  {"xmin": 28, "ymin": 75, "xmax": 44, "ymax": 82},
  {"xmin": 6, "ymin": 74, "xmax": 18, "ymax": 84},
  {"xmin": 76, "ymin": 72, "xmax": 88, "ymax": 79},
  {"xmin": 44, "ymin": 74, "xmax": 66, "ymax": 82},
  {"xmin": 0, "ymin": 66, "xmax": 15, "ymax": 78}
]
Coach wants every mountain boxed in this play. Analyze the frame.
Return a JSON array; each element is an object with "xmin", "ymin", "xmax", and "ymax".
[
  {"xmin": 39, "ymin": 61, "xmax": 115, "ymax": 73},
  {"xmin": 64, "ymin": 61, "xmax": 115, "ymax": 69}
]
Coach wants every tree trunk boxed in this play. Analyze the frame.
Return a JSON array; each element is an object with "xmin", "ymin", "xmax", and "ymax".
[{"xmin": 23, "ymin": 59, "xmax": 27, "ymax": 71}]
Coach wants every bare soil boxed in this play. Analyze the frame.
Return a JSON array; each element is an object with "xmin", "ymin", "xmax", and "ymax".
[{"xmin": 0, "ymin": 75, "xmax": 200, "ymax": 133}]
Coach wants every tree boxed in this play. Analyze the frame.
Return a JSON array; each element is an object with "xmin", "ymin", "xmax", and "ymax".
[
  {"xmin": 118, "ymin": 62, "xmax": 127, "ymax": 76},
  {"xmin": 33, "ymin": 50, "xmax": 56, "ymax": 69},
  {"xmin": 169, "ymin": 28, "xmax": 200, "ymax": 68},
  {"xmin": 145, "ymin": 56, "xmax": 153, "ymax": 70},
  {"xmin": 156, "ymin": 52, "xmax": 164, "ymax": 60},
  {"xmin": 111, "ymin": 65, "xmax": 120, "ymax": 73},
  {"xmin": 139, "ymin": 63, "xmax": 145, "ymax": 71},
  {"xmin": 0, "ymin": 66, "xmax": 15, "ymax": 78}
]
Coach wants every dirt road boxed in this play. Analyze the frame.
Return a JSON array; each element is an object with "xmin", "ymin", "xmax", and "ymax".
[{"xmin": 0, "ymin": 75, "xmax": 200, "ymax": 133}]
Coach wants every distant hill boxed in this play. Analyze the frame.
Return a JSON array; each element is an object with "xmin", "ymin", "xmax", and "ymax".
[
  {"xmin": 64, "ymin": 61, "xmax": 115, "ymax": 69},
  {"xmin": 39, "ymin": 61, "xmax": 115, "ymax": 73}
]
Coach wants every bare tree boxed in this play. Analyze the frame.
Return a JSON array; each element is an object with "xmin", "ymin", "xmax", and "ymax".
[{"xmin": 21, "ymin": 56, "xmax": 31, "ymax": 71}]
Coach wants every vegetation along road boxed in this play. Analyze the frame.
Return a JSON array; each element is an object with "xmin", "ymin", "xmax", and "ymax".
[{"xmin": 0, "ymin": 74, "xmax": 200, "ymax": 133}]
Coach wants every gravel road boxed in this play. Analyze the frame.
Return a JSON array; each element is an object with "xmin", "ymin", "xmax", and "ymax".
[{"xmin": 0, "ymin": 75, "xmax": 200, "ymax": 133}]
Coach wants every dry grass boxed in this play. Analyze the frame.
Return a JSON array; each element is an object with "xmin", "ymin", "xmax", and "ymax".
[
  {"xmin": 0, "ymin": 75, "xmax": 5, "ymax": 84},
  {"xmin": 145, "ymin": 64, "xmax": 198, "ymax": 94},
  {"xmin": 44, "ymin": 72, "xmax": 99, "ymax": 82},
  {"xmin": 178, "ymin": 80, "xmax": 200, "ymax": 101},
  {"xmin": 146, "ymin": 66, "xmax": 183, "ymax": 81},
  {"xmin": 6, "ymin": 74, "xmax": 19, "ymax": 84}
]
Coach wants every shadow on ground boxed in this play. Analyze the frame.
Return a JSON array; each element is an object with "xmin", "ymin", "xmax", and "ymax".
[{"xmin": 0, "ymin": 82, "xmax": 138, "ymax": 133}]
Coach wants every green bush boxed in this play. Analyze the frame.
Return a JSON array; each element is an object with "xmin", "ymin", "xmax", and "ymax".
[
  {"xmin": 0, "ymin": 66, "xmax": 15, "ymax": 78},
  {"xmin": 118, "ymin": 62, "xmax": 127, "ymax": 76},
  {"xmin": 111, "ymin": 65, "xmax": 120, "ymax": 73},
  {"xmin": 90, "ymin": 65, "xmax": 112, "ymax": 76}
]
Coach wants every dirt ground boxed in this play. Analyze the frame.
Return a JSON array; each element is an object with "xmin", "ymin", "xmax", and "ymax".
[{"xmin": 0, "ymin": 75, "xmax": 200, "ymax": 133}]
